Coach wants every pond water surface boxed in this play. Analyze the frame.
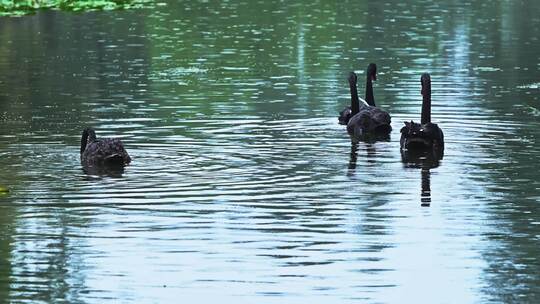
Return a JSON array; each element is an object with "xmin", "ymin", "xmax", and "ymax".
[{"xmin": 0, "ymin": 0, "xmax": 539, "ymax": 303}]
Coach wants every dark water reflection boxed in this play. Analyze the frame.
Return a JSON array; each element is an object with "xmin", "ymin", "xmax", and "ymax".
[
  {"xmin": 1, "ymin": 0, "xmax": 539, "ymax": 302},
  {"xmin": 401, "ymin": 148, "xmax": 443, "ymax": 207}
]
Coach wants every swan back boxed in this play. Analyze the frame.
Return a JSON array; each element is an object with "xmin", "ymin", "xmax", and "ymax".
[
  {"xmin": 347, "ymin": 104, "xmax": 392, "ymax": 138},
  {"xmin": 80, "ymin": 128, "xmax": 131, "ymax": 167}
]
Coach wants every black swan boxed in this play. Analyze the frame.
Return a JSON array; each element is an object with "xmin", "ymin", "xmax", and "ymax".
[
  {"xmin": 346, "ymin": 69, "xmax": 392, "ymax": 138},
  {"xmin": 80, "ymin": 127, "xmax": 131, "ymax": 167},
  {"xmin": 338, "ymin": 63, "xmax": 378, "ymax": 125},
  {"xmin": 400, "ymin": 73, "xmax": 444, "ymax": 156}
]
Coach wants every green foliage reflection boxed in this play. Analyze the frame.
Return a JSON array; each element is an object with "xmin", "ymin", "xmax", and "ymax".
[{"xmin": 0, "ymin": 0, "xmax": 151, "ymax": 16}]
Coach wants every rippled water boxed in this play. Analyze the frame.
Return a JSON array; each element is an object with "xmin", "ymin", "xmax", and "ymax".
[{"xmin": 1, "ymin": 0, "xmax": 539, "ymax": 303}]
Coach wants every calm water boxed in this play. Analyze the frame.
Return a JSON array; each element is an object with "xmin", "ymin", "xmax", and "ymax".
[{"xmin": 1, "ymin": 1, "xmax": 539, "ymax": 303}]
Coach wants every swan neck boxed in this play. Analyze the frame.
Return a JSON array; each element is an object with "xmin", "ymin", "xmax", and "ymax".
[
  {"xmin": 350, "ymin": 81, "xmax": 360, "ymax": 115},
  {"xmin": 421, "ymin": 91, "xmax": 431, "ymax": 124},
  {"xmin": 81, "ymin": 128, "xmax": 96, "ymax": 154},
  {"xmin": 365, "ymin": 77, "xmax": 375, "ymax": 106},
  {"xmin": 81, "ymin": 130, "xmax": 88, "ymax": 154}
]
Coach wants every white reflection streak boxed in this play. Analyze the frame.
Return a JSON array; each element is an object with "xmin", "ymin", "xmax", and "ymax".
[{"xmin": 297, "ymin": 21, "xmax": 308, "ymax": 104}]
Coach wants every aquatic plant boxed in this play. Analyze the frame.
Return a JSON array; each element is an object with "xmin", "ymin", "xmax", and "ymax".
[{"xmin": 0, "ymin": 185, "xmax": 9, "ymax": 195}]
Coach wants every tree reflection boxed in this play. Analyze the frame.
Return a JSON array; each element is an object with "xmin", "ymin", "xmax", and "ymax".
[{"xmin": 0, "ymin": 204, "xmax": 14, "ymax": 301}]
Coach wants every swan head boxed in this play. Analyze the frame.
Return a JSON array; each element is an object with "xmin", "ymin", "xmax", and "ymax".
[
  {"xmin": 348, "ymin": 71, "xmax": 358, "ymax": 84},
  {"xmin": 367, "ymin": 63, "xmax": 377, "ymax": 81},
  {"xmin": 421, "ymin": 73, "xmax": 431, "ymax": 96}
]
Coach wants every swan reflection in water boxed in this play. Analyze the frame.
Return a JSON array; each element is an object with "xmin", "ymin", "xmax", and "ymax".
[
  {"xmin": 82, "ymin": 163, "xmax": 126, "ymax": 178},
  {"xmin": 401, "ymin": 148, "xmax": 443, "ymax": 207},
  {"xmin": 347, "ymin": 141, "xmax": 378, "ymax": 178}
]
